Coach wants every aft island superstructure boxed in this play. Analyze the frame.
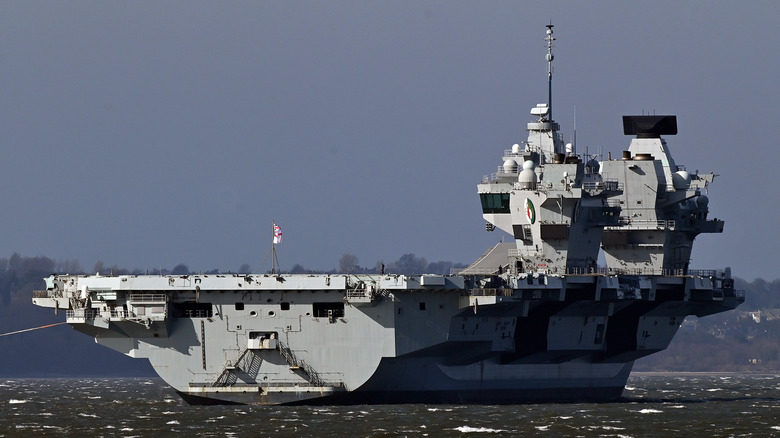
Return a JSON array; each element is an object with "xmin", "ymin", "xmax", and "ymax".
[{"xmin": 32, "ymin": 24, "xmax": 743, "ymax": 405}]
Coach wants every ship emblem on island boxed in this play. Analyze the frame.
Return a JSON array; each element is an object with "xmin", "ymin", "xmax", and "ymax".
[{"xmin": 33, "ymin": 24, "xmax": 743, "ymax": 405}]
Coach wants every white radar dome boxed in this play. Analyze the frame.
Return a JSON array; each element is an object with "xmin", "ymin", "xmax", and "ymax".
[
  {"xmin": 522, "ymin": 160, "xmax": 535, "ymax": 170},
  {"xmin": 672, "ymin": 170, "xmax": 691, "ymax": 190},
  {"xmin": 503, "ymin": 159, "xmax": 518, "ymax": 173},
  {"xmin": 512, "ymin": 144, "xmax": 521, "ymax": 154},
  {"xmin": 518, "ymin": 167, "xmax": 536, "ymax": 190}
]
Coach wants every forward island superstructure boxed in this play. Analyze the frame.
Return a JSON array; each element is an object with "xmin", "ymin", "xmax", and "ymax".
[{"xmin": 32, "ymin": 25, "xmax": 742, "ymax": 405}]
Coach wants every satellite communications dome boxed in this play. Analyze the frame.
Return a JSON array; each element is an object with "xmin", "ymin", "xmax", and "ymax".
[
  {"xmin": 672, "ymin": 170, "xmax": 691, "ymax": 190},
  {"xmin": 503, "ymin": 159, "xmax": 518, "ymax": 173}
]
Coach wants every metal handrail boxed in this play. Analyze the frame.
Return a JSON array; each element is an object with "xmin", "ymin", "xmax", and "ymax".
[
  {"xmin": 128, "ymin": 294, "xmax": 167, "ymax": 303},
  {"xmin": 66, "ymin": 309, "xmax": 96, "ymax": 319},
  {"xmin": 606, "ymin": 219, "xmax": 676, "ymax": 230},
  {"xmin": 583, "ymin": 180, "xmax": 623, "ymax": 191}
]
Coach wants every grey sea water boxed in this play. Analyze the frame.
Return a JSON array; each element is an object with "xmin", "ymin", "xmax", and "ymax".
[{"xmin": 1, "ymin": 374, "xmax": 779, "ymax": 437}]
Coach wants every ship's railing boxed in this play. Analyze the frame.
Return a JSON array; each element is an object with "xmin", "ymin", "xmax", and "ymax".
[
  {"xmin": 459, "ymin": 264, "xmax": 728, "ymax": 278},
  {"xmin": 481, "ymin": 173, "xmax": 499, "ymax": 183},
  {"xmin": 583, "ymin": 180, "xmax": 623, "ymax": 192},
  {"xmin": 686, "ymin": 269, "xmax": 719, "ymax": 277},
  {"xmin": 469, "ymin": 288, "xmax": 514, "ymax": 297},
  {"xmin": 565, "ymin": 267, "xmax": 604, "ymax": 275},
  {"xmin": 457, "ymin": 267, "xmax": 502, "ymax": 275},
  {"xmin": 66, "ymin": 309, "xmax": 96, "ymax": 319},
  {"xmin": 496, "ymin": 166, "xmax": 520, "ymax": 174},
  {"xmin": 606, "ymin": 219, "xmax": 676, "ymax": 230},
  {"xmin": 712, "ymin": 289, "xmax": 746, "ymax": 302},
  {"xmin": 128, "ymin": 294, "xmax": 167, "ymax": 303},
  {"xmin": 470, "ymin": 288, "xmax": 497, "ymax": 296},
  {"xmin": 602, "ymin": 267, "xmax": 722, "ymax": 277},
  {"xmin": 346, "ymin": 289, "xmax": 369, "ymax": 298}
]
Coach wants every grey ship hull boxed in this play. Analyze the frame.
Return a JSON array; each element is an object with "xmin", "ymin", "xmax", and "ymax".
[
  {"xmin": 178, "ymin": 360, "xmax": 631, "ymax": 406},
  {"xmin": 32, "ymin": 270, "xmax": 741, "ymax": 405}
]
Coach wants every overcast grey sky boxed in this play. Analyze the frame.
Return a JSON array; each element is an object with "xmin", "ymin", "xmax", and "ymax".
[{"xmin": 1, "ymin": 1, "xmax": 777, "ymax": 280}]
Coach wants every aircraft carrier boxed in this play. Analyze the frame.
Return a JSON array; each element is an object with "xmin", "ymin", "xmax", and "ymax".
[{"xmin": 32, "ymin": 24, "xmax": 743, "ymax": 405}]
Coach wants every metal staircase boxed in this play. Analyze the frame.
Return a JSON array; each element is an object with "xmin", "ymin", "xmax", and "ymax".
[
  {"xmin": 277, "ymin": 340, "xmax": 324, "ymax": 387},
  {"xmin": 212, "ymin": 348, "xmax": 262, "ymax": 387}
]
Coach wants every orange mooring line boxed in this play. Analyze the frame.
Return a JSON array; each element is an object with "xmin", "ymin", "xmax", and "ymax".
[{"xmin": 0, "ymin": 322, "xmax": 68, "ymax": 337}]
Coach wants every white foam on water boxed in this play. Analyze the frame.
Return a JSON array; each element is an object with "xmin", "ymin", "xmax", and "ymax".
[
  {"xmin": 638, "ymin": 409, "xmax": 663, "ymax": 414},
  {"xmin": 601, "ymin": 426, "xmax": 626, "ymax": 431},
  {"xmin": 453, "ymin": 426, "xmax": 506, "ymax": 433},
  {"xmin": 9, "ymin": 399, "xmax": 29, "ymax": 404}
]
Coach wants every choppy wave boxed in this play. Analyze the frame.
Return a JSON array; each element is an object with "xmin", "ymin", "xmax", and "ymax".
[{"xmin": 0, "ymin": 375, "xmax": 779, "ymax": 436}]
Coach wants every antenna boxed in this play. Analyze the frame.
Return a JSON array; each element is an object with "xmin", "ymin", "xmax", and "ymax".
[
  {"xmin": 573, "ymin": 105, "xmax": 577, "ymax": 154},
  {"xmin": 545, "ymin": 23, "xmax": 555, "ymax": 121}
]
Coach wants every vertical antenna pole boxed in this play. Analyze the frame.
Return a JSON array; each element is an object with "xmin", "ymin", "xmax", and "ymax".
[
  {"xmin": 545, "ymin": 23, "xmax": 555, "ymax": 121},
  {"xmin": 573, "ymin": 104, "xmax": 576, "ymax": 154},
  {"xmin": 271, "ymin": 220, "xmax": 278, "ymax": 274}
]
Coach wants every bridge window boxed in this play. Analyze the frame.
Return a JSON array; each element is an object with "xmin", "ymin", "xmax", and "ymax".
[{"xmin": 480, "ymin": 193, "xmax": 510, "ymax": 214}]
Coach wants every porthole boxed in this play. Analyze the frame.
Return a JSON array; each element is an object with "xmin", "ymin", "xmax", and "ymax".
[
  {"xmin": 249, "ymin": 310, "xmax": 257, "ymax": 317},
  {"xmin": 268, "ymin": 310, "xmax": 276, "ymax": 317}
]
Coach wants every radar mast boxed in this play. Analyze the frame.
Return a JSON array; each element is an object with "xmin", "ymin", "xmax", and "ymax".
[{"xmin": 545, "ymin": 23, "xmax": 555, "ymax": 121}]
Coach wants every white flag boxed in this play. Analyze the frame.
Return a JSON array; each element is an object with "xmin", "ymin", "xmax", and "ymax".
[{"xmin": 273, "ymin": 224, "xmax": 283, "ymax": 244}]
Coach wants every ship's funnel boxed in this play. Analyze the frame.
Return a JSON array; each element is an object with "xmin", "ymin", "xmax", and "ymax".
[{"xmin": 622, "ymin": 115, "xmax": 677, "ymax": 138}]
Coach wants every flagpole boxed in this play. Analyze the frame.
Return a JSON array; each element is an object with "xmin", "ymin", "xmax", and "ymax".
[{"xmin": 272, "ymin": 220, "xmax": 277, "ymax": 274}]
